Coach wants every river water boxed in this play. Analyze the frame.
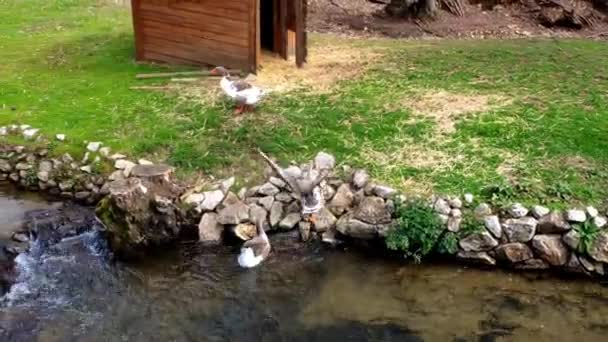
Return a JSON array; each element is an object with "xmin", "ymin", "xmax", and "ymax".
[{"xmin": 2, "ymin": 190, "xmax": 608, "ymax": 341}]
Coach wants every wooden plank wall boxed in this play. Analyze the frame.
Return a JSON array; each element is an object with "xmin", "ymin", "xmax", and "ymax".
[{"xmin": 133, "ymin": 0, "xmax": 253, "ymax": 71}]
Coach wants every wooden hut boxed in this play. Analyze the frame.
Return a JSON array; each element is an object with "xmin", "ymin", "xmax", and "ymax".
[{"xmin": 130, "ymin": 0, "xmax": 307, "ymax": 73}]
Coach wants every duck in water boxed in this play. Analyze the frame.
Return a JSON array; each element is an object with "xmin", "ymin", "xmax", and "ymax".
[{"xmin": 237, "ymin": 217, "xmax": 271, "ymax": 268}]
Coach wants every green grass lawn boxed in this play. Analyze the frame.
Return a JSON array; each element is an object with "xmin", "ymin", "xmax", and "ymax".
[{"xmin": 2, "ymin": 0, "xmax": 608, "ymax": 207}]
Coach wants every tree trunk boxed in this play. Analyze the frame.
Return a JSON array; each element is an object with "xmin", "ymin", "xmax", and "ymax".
[
  {"xmin": 386, "ymin": 0, "xmax": 438, "ymax": 18},
  {"xmin": 423, "ymin": 0, "xmax": 437, "ymax": 17}
]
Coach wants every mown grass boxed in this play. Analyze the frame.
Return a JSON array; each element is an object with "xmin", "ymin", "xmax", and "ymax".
[{"xmin": 2, "ymin": 0, "xmax": 608, "ymax": 207}]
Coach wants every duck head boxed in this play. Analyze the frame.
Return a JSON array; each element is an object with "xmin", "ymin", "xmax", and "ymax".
[{"xmin": 210, "ymin": 66, "xmax": 230, "ymax": 77}]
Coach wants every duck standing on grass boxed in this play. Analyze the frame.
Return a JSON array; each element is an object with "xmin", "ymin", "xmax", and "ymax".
[
  {"xmin": 237, "ymin": 217, "xmax": 271, "ymax": 268},
  {"xmin": 210, "ymin": 66, "xmax": 265, "ymax": 114}
]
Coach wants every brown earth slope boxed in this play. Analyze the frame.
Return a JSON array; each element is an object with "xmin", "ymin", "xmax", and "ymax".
[{"xmin": 308, "ymin": 0, "xmax": 608, "ymax": 38}]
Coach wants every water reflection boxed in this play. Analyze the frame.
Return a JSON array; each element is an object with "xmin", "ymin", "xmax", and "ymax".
[
  {"xmin": 2, "ymin": 186, "xmax": 608, "ymax": 341},
  {"xmin": 0, "ymin": 185, "xmax": 58, "ymax": 240}
]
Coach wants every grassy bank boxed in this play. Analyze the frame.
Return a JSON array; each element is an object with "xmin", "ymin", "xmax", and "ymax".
[{"xmin": 2, "ymin": 0, "xmax": 608, "ymax": 207}]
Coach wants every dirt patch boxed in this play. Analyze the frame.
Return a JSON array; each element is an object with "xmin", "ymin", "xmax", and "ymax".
[
  {"xmin": 496, "ymin": 151, "xmax": 524, "ymax": 181},
  {"xmin": 557, "ymin": 155, "xmax": 596, "ymax": 171},
  {"xmin": 360, "ymin": 140, "xmax": 463, "ymax": 172},
  {"xmin": 162, "ymin": 38, "xmax": 384, "ymax": 106},
  {"xmin": 254, "ymin": 41, "xmax": 384, "ymax": 93},
  {"xmin": 308, "ymin": 0, "xmax": 608, "ymax": 39},
  {"xmin": 403, "ymin": 90, "xmax": 510, "ymax": 134},
  {"xmin": 358, "ymin": 140, "xmax": 452, "ymax": 193}
]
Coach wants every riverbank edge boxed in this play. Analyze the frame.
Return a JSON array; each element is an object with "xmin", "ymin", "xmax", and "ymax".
[{"xmin": 1, "ymin": 137, "xmax": 608, "ymax": 280}]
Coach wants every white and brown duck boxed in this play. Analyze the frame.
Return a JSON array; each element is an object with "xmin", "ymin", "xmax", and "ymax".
[
  {"xmin": 237, "ymin": 217, "xmax": 271, "ymax": 268},
  {"xmin": 210, "ymin": 66, "xmax": 265, "ymax": 114}
]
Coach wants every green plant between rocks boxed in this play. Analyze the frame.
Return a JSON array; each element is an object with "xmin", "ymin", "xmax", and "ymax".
[
  {"xmin": 458, "ymin": 214, "xmax": 485, "ymax": 238},
  {"xmin": 574, "ymin": 221, "xmax": 600, "ymax": 255},
  {"xmin": 386, "ymin": 199, "xmax": 456, "ymax": 262}
]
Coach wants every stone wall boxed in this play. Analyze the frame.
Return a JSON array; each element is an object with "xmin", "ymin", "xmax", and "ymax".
[
  {"xmin": 190, "ymin": 152, "xmax": 608, "ymax": 278},
  {"xmin": 2, "ymin": 123, "xmax": 608, "ymax": 277}
]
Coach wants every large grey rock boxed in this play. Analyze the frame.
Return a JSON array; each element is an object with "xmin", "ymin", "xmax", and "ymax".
[
  {"xmin": 495, "ymin": 243, "xmax": 533, "ymax": 263},
  {"xmin": 564, "ymin": 254, "xmax": 586, "ymax": 274},
  {"xmin": 198, "ymin": 213, "xmax": 223, "ymax": 243},
  {"xmin": 39, "ymin": 160, "xmax": 53, "ymax": 173},
  {"xmin": 537, "ymin": 211, "xmax": 571, "ymax": 234},
  {"xmin": 593, "ymin": 216, "xmax": 607, "ymax": 228},
  {"xmin": 258, "ymin": 182, "xmax": 280, "ymax": 196},
  {"xmin": 474, "ymin": 203, "xmax": 492, "ymax": 217},
  {"xmin": 275, "ymin": 192, "xmax": 294, "ymax": 203},
  {"xmin": 279, "ymin": 213, "xmax": 301, "ymax": 230},
  {"xmin": 515, "ymin": 258, "xmax": 550, "ymax": 270},
  {"xmin": 433, "ymin": 198, "xmax": 451, "ymax": 215},
  {"xmin": 314, "ymin": 151, "xmax": 336, "ymax": 170},
  {"xmin": 532, "ymin": 234, "xmax": 569, "ymax": 266},
  {"xmin": 351, "ymin": 169, "xmax": 369, "ymax": 189},
  {"xmin": 95, "ymin": 177, "xmax": 183, "ymax": 260},
  {"xmin": 269, "ymin": 176, "xmax": 286, "ymax": 189},
  {"xmin": 99, "ymin": 146, "xmax": 110, "ymax": 157},
  {"xmin": 459, "ymin": 231, "xmax": 498, "ymax": 252},
  {"xmin": 15, "ymin": 162, "xmax": 31, "ymax": 171},
  {"xmin": 447, "ymin": 216, "xmax": 461, "ymax": 232},
  {"xmin": 329, "ymin": 183, "xmax": 355, "ymax": 215},
  {"xmin": 336, "ymin": 214, "xmax": 377, "ymax": 239},
  {"xmin": 109, "ymin": 170, "xmax": 125, "ymax": 181},
  {"xmin": 286, "ymin": 201, "xmax": 301, "ymax": 214},
  {"xmin": 199, "ymin": 190, "xmax": 225, "ymax": 211},
  {"xmin": 531, "ymin": 205, "xmax": 550, "ymax": 219},
  {"xmin": 322, "ymin": 184, "xmax": 336, "ymax": 201},
  {"xmin": 483, "ymin": 215, "xmax": 502, "ymax": 238},
  {"xmin": 86, "ymin": 141, "xmax": 102, "ymax": 152},
  {"xmin": 565, "ymin": 209, "xmax": 586, "ymax": 223},
  {"xmin": 37, "ymin": 170, "xmax": 49, "ymax": 182},
  {"xmin": 0, "ymin": 159, "xmax": 11, "ymax": 172},
  {"xmin": 579, "ymin": 255, "xmax": 596, "ymax": 274},
  {"xmin": 22, "ymin": 128, "xmax": 39, "ymax": 139},
  {"xmin": 258, "ymin": 196, "xmax": 274, "ymax": 210},
  {"xmin": 562, "ymin": 230, "xmax": 581, "ymax": 250},
  {"xmin": 503, "ymin": 217, "xmax": 537, "ymax": 242},
  {"xmin": 313, "ymin": 207, "xmax": 337, "ymax": 232},
  {"xmin": 449, "ymin": 197, "xmax": 463, "ymax": 209},
  {"xmin": 457, "ymin": 251, "xmax": 496, "ymax": 265},
  {"xmin": 299, "ymin": 221, "xmax": 312, "ymax": 241},
  {"xmin": 589, "ymin": 231, "xmax": 608, "ymax": 263},
  {"xmin": 508, "ymin": 203, "xmax": 529, "ymax": 218},
  {"xmin": 586, "ymin": 206, "xmax": 599, "ymax": 218},
  {"xmin": 249, "ymin": 204, "xmax": 269, "ymax": 231},
  {"xmin": 373, "ymin": 185, "xmax": 396, "ymax": 199},
  {"xmin": 464, "ymin": 193, "xmax": 474, "ymax": 203},
  {"xmin": 221, "ymin": 192, "xmax": 240, "ymax": 208},
  {"xmin": 269, "ymin": 201, "xmax": 284, "ymax": 228},
  {"xmin": 354, "ymin": 196, "xmax": 391, "ymax": 225},
  {"xmin": 217, "ymin": 176, "xmax": 235, "ymax": 193},
  {"xmin": 217, "ymin": 202, "xmax": 249, "ymax": 225}
]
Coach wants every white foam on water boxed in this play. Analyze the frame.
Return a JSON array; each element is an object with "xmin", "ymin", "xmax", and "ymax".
[{"xmin": 1, "ymin": 230, "xmax": 108, "ymax": 307}]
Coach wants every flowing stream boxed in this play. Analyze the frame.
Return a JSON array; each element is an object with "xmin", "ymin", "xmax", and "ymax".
[{"xmin": 2, "ymin": 189, "xmax": 608, "ymax": 341}]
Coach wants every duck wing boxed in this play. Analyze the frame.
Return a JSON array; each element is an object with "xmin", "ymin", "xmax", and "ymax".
[
  {"xmin": 231, "ymin": 80, "xmax": 253, "ymax": 92},
  {"xmin": 243, "ymin": 236, "xmax": 271, "ymax": 258}
]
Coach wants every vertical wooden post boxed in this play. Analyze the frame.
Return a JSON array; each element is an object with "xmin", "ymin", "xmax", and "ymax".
[
  {"xmin": 131, "ymin": 0, "xmax": 144, "ymax": 61},
  {"xmin": 248, "ymin": 0, "xmax": 260, "ymax": 73},
  {"xmin": 295, "ymin": 0, "xmax": 307, "ymax": 67},
  {"xmin": 277, "ymin": 0, "xmax": 288, "ymax": 59}
]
